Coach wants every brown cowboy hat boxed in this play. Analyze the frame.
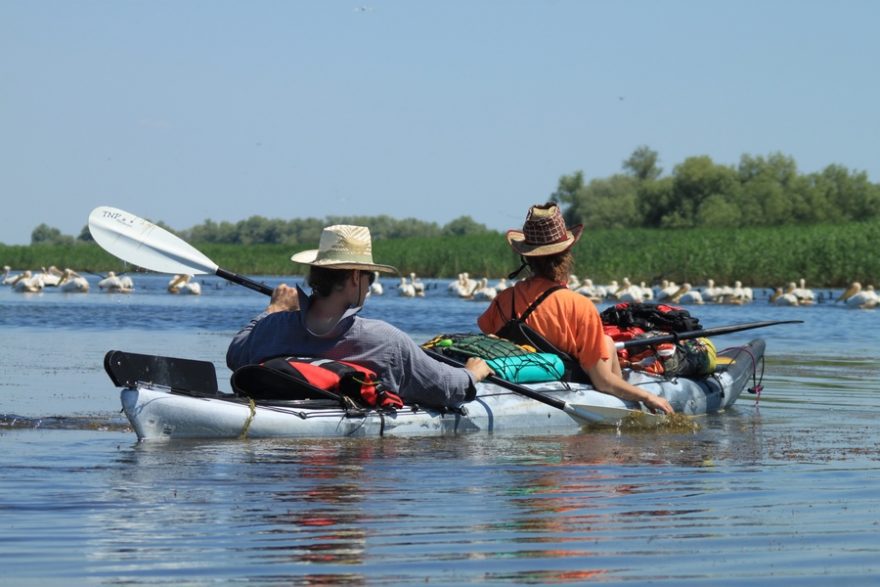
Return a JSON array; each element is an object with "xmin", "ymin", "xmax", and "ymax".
[{"xmin": 506, "ymin": 203, "xmax": 583, "ymax": 257}]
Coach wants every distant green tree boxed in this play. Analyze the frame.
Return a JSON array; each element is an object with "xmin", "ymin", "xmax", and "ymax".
[
  {"xmin": 441, "ymin": 215, "xmax": 491, "ymax": 236},
  {"xmin": 812, "ymin": 164, "xmax": 880, "ymax": 222},
  {"xmin": 580, "ymin": 174, "xmax": 642, "ymax": 229},
  {"xmin": 665, "ymin": 156, "xmax": 739, "ymax": 228},
  {"xmin": 623, "ymin": 145, "xmax": 662, "ymax": 181},
  {"xmin": 551, "ymin": 170, "xmax": 587, "ymax": 227},
  {"xmin": 695, "ymin": 193, "xmax": 742, "ymax": 228},
  {"xmin": 77, "ymin": 225, "xmax": 94, "ymax": 242},
  {"xmin": 31, "ymin": 223, "xmax": 75, "ymax": 246}
]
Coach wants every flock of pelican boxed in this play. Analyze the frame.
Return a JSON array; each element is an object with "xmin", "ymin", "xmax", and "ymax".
[
  {"xmin": 1, "ymin": 266, "xmax": 201, "ymax": 296},
  {"xmin": 376, "ymin": 272, "xmax": 880, "ymax": 310},
  {"xmin": 4, "ymin": 265, "xmax": 878, "ymax": 309}
]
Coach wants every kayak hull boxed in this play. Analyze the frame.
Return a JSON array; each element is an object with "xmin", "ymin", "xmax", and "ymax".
[{"xmin": 117, "ymin": 339, "xmax": 765, "ymax": 440}]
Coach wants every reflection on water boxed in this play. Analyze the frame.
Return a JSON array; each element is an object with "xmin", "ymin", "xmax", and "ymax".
[{"xmin": 2, "ymin": 275, "xmax": 880, "ymax": 584}]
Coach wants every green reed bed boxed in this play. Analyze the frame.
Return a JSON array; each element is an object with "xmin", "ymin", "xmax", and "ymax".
[{"xmin": 3, "ymin": 222, "xmax": 878, "ymax": 287}]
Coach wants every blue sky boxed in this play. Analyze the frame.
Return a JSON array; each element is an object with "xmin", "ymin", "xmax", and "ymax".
[{"xmin": 2, "ymin": 0, "xmax": 878, "ymax": 245}]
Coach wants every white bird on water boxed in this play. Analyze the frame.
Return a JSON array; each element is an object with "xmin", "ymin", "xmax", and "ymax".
[
  {"xmin": 58, "ymin": 268, "xmax": 89, "ymax": 293},
  {"xmin": 613, "ymin": 277, "xmax": 644, "ymax": 302},
  {"xmin": 409, "ymin": 273, "xmax": 426, "ymax": 297},
  {"xmin": 168, "ymin": 274, "xmax": 201, "ymax": 295},
  {"xmin": 2, "ymin": 265, "xmax": 22, "ymax": 285},
  {"xmin": 99, "ymin": 271, "xmax": 134, "ymax": 293},
  {"xmin": 793, "ymin": 278, "xmax": 816, "ymax": 305},
  {"xmin": 369, "ymin": 271, "xmax": 384, "ymax": 296},
  {"xmin": 398, "ymin": 276, "xmax": 416, "ymax": 297},
  {"xmin": 38, "ymin": 266, "xmax": 64, "ymax": 287},
  {"xmin": 575, "ymin": 278, "xmax": 604, "ymax": 302},
  {"xmin": 769, "ymin": 284, "xmax": 799, "ymax": 306},
  {"xmin": 837, "ymin": 282, "xmax": 879, "ymax": 309},
  {"xmin": 11, "ymin": 270, "xmax": 44, "ymax": 293},
  {"xmin": 448, "ymin": 273, "xmax": 474, "ymax": 298},
  {"xmin": 471, "ymin": 278, "xmax": 497, "ymax": 301},
  {"xmin": 670, "ymin": 282, "xmax": 704, "ymax": 305}
]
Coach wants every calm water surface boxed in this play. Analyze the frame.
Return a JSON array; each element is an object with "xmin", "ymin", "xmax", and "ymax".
[{"xmin": 2, "ymin": 275, "xmax": 879, "ymax": 585}]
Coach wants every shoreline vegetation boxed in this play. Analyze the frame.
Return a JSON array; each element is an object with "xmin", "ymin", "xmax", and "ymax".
[
  {"xmin": 9, "ymin": 149, "xmax": 880, "ymax": 288},
  {"xmin": 3, "ymin": 221, "xmax": 878, "ymax": 288}
]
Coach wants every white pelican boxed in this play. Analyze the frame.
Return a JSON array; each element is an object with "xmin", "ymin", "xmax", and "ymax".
[
  {"xmin": 575, "ymin": 278, "xmax": 605, "ymax": 302},
  {"xmin": 398, "ymin": 276, "xmax": 416, "ymax": 297},
  {"xmin": 654, "ymin": 280, "xmax": 679, "ymax": 302},
  {"xmin": 57, "ymin": 269, "xmax": 89, "ymax": 293},
  {"xmin": 409, "ymin": 273, "xmax": 426, "ymax": 297},
  {"xmin": 447, "ymin": 273, "xmax": 473, "ymax": 298},
  {"xmin": 369, "ymin": 271, "xmax": 384, "ymax": 296},
  {"xmin": 600, "ymin": 279, "xmax": 618, "ymax": 300},
  {"xmin": 38, "ymin": 266, "xmax": 64, "ymax": 287},
  {"xmin": 567, "ymin": 274, "xmax": 581, "ymax": 290},
  {"xmin": 670, "ymin": 282, "xmax": 704, "ymax": 305},
  {"xmin": 613, "ymin": 277, "xmax": 643, "ymax": 302},
  {"xmin": 494, "ymin": 277, "xmax": 509, "ymax": 292},
  {"xmin": 717, "ymin": 281, "xmax": 751, "ymax": 305},
  {"xmin": 769, "ymin": 285, "xmax": 799, "ymax": 306},
  {"xmin": 2, "ymin": 266, "xmax": 22, "ymax": 285},
  {"xmin": 837, "ymin": 282, "xmax": 879, "ymax": 309},
  {"xmin": 735, "ymin": 281, "xmax": 754, "ymax": 303},
  {"xmin": 11, "ymin": 271, "xmax": 44, "ymax": 293},
  {"xmin": 793, "ymin": 278, "xmax": 815, "ymax": 305},
  {"xmin": 168, "ymin": 274, "xmax": 201, "ymax": 295},
  {"xmin": 471, "ymin": 278, "xmax": 497, "ymax": 301},
  {"xmin": 99, "ymin": 271, "xmax": 134, "ymax": 293},
  {"xmin": 697, "ymin": 279, "xmax": 721, "ymax": 303}
]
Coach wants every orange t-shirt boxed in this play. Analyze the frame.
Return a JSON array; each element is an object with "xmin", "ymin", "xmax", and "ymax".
[{"xmin": 477, "ymin": 276, "xmax": 609, "ymax": 370}]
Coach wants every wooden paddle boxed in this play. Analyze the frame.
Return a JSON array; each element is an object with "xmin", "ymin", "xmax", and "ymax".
[{"xmin": 89, "ymin": 205, "xmax": 659, "ymax": 426}]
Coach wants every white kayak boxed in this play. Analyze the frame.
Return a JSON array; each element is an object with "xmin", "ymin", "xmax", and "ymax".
[{"xmin": 106, "ymin": 339, "xmax": 765, "ymax": 441}]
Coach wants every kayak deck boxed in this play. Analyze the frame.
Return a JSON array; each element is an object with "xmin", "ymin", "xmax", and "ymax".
[{"xmin": 111, "ymin": 339, "xmax": 765, "ymax": 440}]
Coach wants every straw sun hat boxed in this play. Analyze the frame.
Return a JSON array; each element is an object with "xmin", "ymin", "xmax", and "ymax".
[
  {"xmin": 290, "ymin": 224, "xmax": 398, "ymax": 274},
  {"xmin": 506, "ymin": 203, "xmax": 584, "ymax": 257}
]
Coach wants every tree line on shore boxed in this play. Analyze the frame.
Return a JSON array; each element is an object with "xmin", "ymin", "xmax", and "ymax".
[
  {"xmin": 554, "ymin": 146, "xmax": 880, "ymax": 230},
  {"xmin": 5, "ymin": 220, "xmax": 879, "ymax": 288},
  {"xmin": 22, "ymin": 147, "xmax": 880, "ymax": 248}
]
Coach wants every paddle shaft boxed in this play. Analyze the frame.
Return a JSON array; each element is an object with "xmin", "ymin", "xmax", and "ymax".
[
  {"xmin": 616, "ymin": 319, "xmax": 803, "ymax": 350},
  {"xmin": 216, "ymin": 267, "xmax": 274, "ymax": 296}
]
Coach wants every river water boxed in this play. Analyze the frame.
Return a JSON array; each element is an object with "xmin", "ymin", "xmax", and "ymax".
[{"xmin": 2, "ymin": 274, "xmax": 879, "ymax": 585}]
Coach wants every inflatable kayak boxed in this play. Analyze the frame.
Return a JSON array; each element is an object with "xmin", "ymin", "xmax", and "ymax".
[{"xmin": 106, "ymin": 339, "xmax": 765, "ymax": 441}]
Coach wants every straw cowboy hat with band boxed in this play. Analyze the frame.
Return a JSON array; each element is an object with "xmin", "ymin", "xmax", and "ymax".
[
  {"xmin": 291, "ymin": 225, "xmax": 398, "ymax": 274},
  {"xmin": 506, "ymin": 203, "xmax": 584, "ymax": 257}
]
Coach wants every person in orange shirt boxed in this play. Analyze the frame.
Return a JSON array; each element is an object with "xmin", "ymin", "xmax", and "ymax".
[{"xmin": 477, "ymin": 203, "xmax": 674, "ymax": 415}]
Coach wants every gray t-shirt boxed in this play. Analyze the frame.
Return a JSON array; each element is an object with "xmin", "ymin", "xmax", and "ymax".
[{"xmin": 226, "ymin": 303, "xmax": 476, "ymax": 408}]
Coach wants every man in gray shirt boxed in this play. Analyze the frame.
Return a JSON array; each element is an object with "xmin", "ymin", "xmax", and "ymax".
[{"xmin": 227, "ymin": 224, "xmax": 492, "ymax": 409}]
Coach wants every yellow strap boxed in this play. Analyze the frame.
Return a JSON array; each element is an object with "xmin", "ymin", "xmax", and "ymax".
[{"xmin": 239, "ymin": 398, "xmax": 256, "ymax": 439}]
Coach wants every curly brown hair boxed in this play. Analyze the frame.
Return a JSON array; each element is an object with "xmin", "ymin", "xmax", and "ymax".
[{"xmin": 526, "ymin": 250, "xmax": 573, "ymax": 283}]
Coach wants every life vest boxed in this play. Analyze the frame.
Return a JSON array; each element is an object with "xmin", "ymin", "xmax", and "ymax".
[
  {"xmin": 600, "ymin": 302, "xmax": 701, "ymax": 333},
  {"xmin": 231, "ymin": 356, "xmax": 403, "ymax": 410},
  {"xmin": 600, "ymin": 302, "xmax": 714, "ymax": 377}
]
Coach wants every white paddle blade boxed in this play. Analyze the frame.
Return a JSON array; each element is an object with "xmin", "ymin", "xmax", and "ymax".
[
  {"xmin": 566, "ymin": 402, "xmax": 666, "ymax": 426},
  {"xmin": 88, "ymin": 206, "xmax": 219, "ymax": 275}
]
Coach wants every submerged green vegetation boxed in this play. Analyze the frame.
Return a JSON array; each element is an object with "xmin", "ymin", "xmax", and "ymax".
[{"xmin": 5, "ymin": 221, "xmax": 878, "ymax": 287}]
